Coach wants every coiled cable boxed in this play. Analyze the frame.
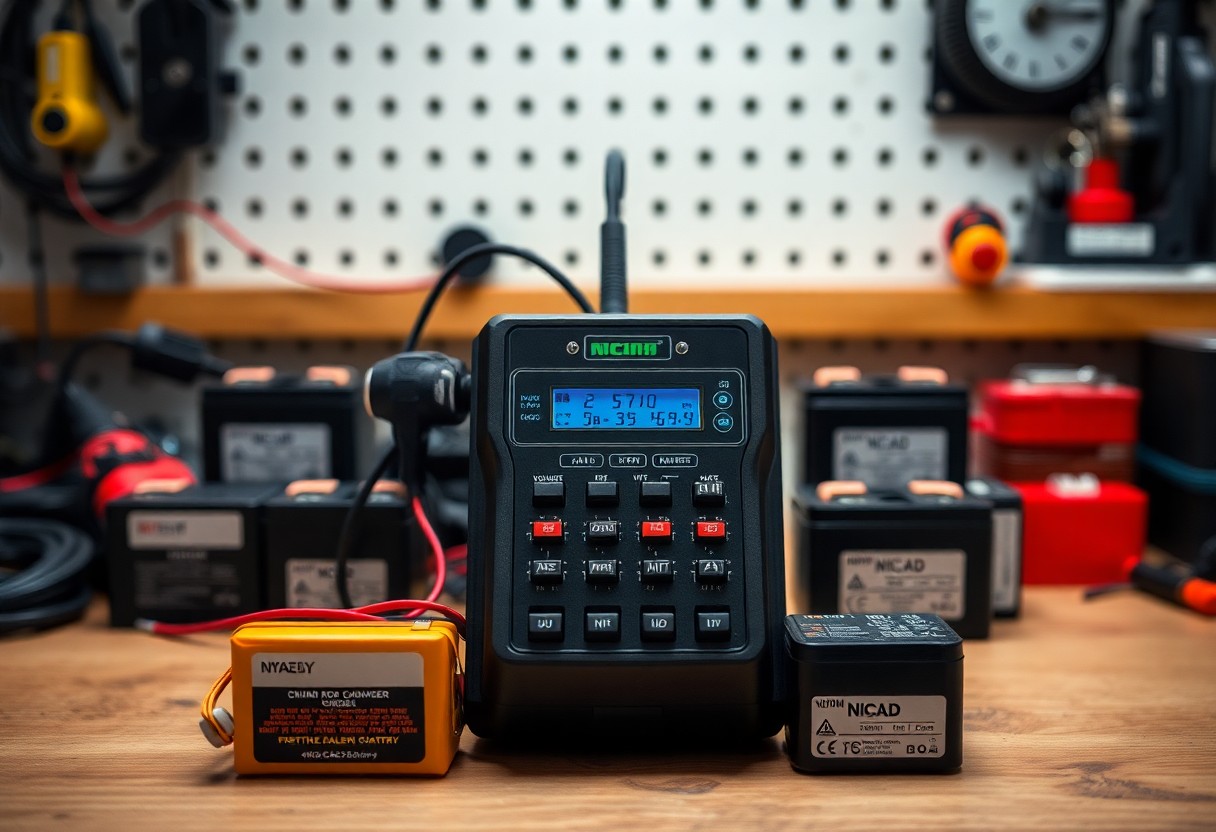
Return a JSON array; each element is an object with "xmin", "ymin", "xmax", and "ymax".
[{"xmin": 0, "ymin": 518, "xmax": 94, "ymax": 633}]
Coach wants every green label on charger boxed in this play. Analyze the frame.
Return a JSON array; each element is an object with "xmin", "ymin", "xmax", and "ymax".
[{"xmin": 583, "ymin": 335, "xmax": 671, "ymax": 360}]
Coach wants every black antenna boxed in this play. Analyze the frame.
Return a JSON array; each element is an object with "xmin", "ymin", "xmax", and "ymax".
[{"xmin": 599, "ymin": 149, "xmax": 628, "ymax": 314}]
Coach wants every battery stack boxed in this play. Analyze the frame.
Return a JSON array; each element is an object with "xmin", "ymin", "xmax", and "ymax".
[
  {"xmin": 201, "ymin": 366, "xmax": 374, "ymax": 484},
  {"xmin": 1138, "ymin": 333, "xmax": 1216, "ymax": 564},
  {"xmin": 263, "ymin": 479, "xmax": 418, "ymax": 608},
  {"xmin": 106, "ymin": 482, "xmax": 278, "ymax": 627},
  {"xmin": 801, "ymin": 366, "xmax": 969, "ymax": 489},
  {"xmin": 973, "ymin": 365, "xmax": 1147, "ymax": 585},
  {"xmin": 792, "ymin": 481, "xmax": 992, "ymax": 639}
]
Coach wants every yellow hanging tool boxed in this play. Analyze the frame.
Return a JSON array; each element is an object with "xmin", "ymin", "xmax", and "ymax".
[{"xmin": 31, "ymin": 30, "xmax": 108, "ymax": 155}]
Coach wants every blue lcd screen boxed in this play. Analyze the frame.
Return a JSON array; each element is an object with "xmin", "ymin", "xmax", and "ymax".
[{"xmin": 551, "ymin": 388, "xmax": 702, "ymax": 430}]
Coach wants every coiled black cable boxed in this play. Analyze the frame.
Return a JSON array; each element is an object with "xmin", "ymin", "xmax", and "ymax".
[{"xmin": 0, "ymin": 518, "xmax": 94, "ymax": 633}]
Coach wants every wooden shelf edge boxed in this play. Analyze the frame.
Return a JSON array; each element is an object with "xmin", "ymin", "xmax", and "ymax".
[{"xmin": 2, "ymin": 285, "xmax": 1214, "ymax": 340}]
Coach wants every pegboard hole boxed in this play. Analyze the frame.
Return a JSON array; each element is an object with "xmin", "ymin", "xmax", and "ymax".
[
  {"xmin": 921, "ymin": 198, "xmax": 938, "ymax": 216},
  {"xmin": 698, "ymin": 44, "xmax": 714, "ymax": 63},
  {"xmin": 787, "ymin": 148, "xmax": 804, "ymax": 167},
  {"xmin": 832, "ymin": 96, "xmax": 849, "ymax": 115},
  {"xmin": 563, "ymin": 199, "xmax": 579, "ymax": 217},
  {"xmin": 244, "ymin": 148, "xmax": 262, "ymax": 168},
  {"xmin": 242, "ymin": 44, "xmax": 260, "ymax": 65},
  {"xmin": 788, "ymin": 250, "xmax": 802, "ymax": 266},
  {"xmin": 333, "ymin": 44, "xmax": 351, "ymax": 65},
  {"xmin": 425, "ymin": 44, "xmax": 442, "ymax": 64},
  {"xmin": 334, "ymin": 96, "xmax": 352, "ymax": 116},
  {"xmin": 472, "ymin": 148, "xmax": 489, "ymax": 166},
  {"xmin": 563, "ymin": 44, "xmax": 579, "ymax": 63},
  {"xmin": 385, "ymin": 250, "xmax": 399, "ymax": 267},
  {"xmin": 876, "ymin": 198, "xmax": 892, "ymax": 217},
  {"xmin": 519, "ymin": 199, "xmax": 534, "ymax": 217},
  {"xmin": 698, "ymin": 97, "xmax": 714, "ymax": 115},
  {"xmin": 426, "ymin": 148, "xmax": 443, "ymax": 167},
  {"xmin": 335, "ymin": 148, "xmax": 354, "ymax": 167},
  {"xmin": 653, "ymin": 148, "xmax": 668, "ymax": 166},
  {"xmin": 294, "ymin": 250, "xmax": 310, "ymax": 266},
  {"xmin": 337, "ymin": 199, "xmax": 355, "ymax": 218},
  {"xmin": 922, "ymin": 147, "xmax": 939, "ymax": 167},
  {"xmin": 741, "ymin": 199, "xmax": 758, "ymax": 218},
  {"xmin": 788, "ymin": 97, "xmax": 804, "ymax": 115},
  {"xmin": 652, "ymin": 97, "xmax": 668, "ymax": 115},
  {"xmin": 382, "ymin": 199, "xmax": 398, "ymax": 217},
  {"xmin": 697, "ymin": 250, "xmax": 712, "ymax": 267},
  {"xmin": 289, "ymin": 96, "xmax": 307, "ymax": 117},
  {"xmin": 788, "ymin": 44, "xmax": 804, "ymax": 63},
  {"xmin": 832, "ymin": 198, "xmax": 848, "ymax": 217},
  {"xmin": 742, "ymin": 148, "xmax": 759, "ymax": 166},
  {"xmin": 428, "ymin": 199, "xmax": 444, "ymax": 217},
  {"xmin": 563, "ymin": 97, "xmax": 579, "ymax": 115},
  {"xmin": 518, "ymin": 148, "xmax": 534, "ymax": 166},
  {"xmin": 653, "ymin": 250, "xmax": 667, "ymax": 267},
  {"xmin": 518, "ymin": 45, "xmax": 534, "ymax": 63},
  {"xmin": 787, "ymin": 199, "xmax": 803, "ymax": 217},
  {"xmin": 743, "ymin": 44, "xmax": 760, "ymax": 63},
  {"xmin": 742, "ymin": 250, "xmax": 757, "ymax": 267},
  {"xmin": 697, "ymin": 199, "xmax": 713, "ymax": 217},
  {"xmin": 246, "ymin": 198, "xmax": 263, "ymax": 218},
  {"xmin": 563, "ymin": 148, "xmax": 580, "ymax": 166},
  {"xmin": 608, "ymin": 44, "xmax": 624, "ymax": 63},
  {"xmin": 472, "ymin": 44, "xmax": 488, "ymax": 63},
  {"xmin": 292, "ymin": 198, "xmax": 309, "ymax": 218},
  {"xmin": 652, "ymin": 199, "xmax": 667, "ymax": 217},
  {"xmin": 653, "ymin": 44, "xmax": 668, "ymax": 63}
]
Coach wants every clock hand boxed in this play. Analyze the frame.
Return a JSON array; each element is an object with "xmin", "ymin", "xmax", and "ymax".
[{"xmin": 1025, "ymin": 1, "xmax": 1104, "ymax": 30}]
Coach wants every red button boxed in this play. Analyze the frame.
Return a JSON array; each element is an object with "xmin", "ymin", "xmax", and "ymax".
[
  {"xmin": 641, "ymin": 521, "xmax": 672, "ymax": 540},
  {"xmin": 696, "ymin": 521, "xmax": 726, "ymax": 540},
  {"xmin": 532, "ymin": 520, "xmax": 563, "ymax": 539}
]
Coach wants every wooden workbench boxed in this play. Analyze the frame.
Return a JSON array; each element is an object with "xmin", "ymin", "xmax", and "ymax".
[{"xmin": 2, "ymin": 588, "xmax": 1213, "ymax": 831}]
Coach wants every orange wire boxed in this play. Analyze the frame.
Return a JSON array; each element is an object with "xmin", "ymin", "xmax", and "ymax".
[{"xmin": 61, "ymin": 166, "xmax": 437, "ymax": 295}]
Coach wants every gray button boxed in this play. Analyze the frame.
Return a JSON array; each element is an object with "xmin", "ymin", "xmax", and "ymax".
[
  {"xmin": 641, "ymin": 611, "xmax": 676, "ymax": 641},
  {"xmin": 528, "ymin": 611, "xmax": 564, "ymax": 642},
  {"xmin": 695, "ymin": 611, "xmax": 730, "ymax": 641},
  {"xmin": 712, "ymin": 391, "xmax": 733, "ymax": 409},
  {"xmin": 712, "ymin": 413, "xmax": 734, "ymax": 433},
  {"xmin": 560, "ymin": 453, "xmax": 604, "ymax": 468}
]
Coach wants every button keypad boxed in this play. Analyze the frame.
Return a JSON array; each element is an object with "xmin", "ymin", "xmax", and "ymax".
[{"xmin": 518, "ymin": 473, "xmax": 737, "ymax": 650}]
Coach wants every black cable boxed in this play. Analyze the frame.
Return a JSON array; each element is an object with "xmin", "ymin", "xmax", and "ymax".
[
  {"xmin": 599, "ymin": 150, "xmax": 628, "ymax": 314},
  {"xmin": 333, "ymin": 446, "xmax": 395, "ymax": 609},
  {"xmin": 0, "ymin": 518, "xmax": 93, "ymax": 633},
  {"xmin": 404, "ymin": 242, "xmax": 594, "ymax": 352},
  {"xmin": 54, "ymin": 330, "xmax": 136, "ymax": 394},
  {"xmin": 334, "ymin": 245, "xmax": 593, "ymax": 607},
  {"xmin": 26, "ymin": 201, "xmax": 52, "ymax": 374},
  {"xmin": 0, "ymin": 1, "xmax": 180, "ymax": 218}
]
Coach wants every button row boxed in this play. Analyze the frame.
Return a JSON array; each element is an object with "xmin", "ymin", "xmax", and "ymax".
[
  {"xmin": 532, "ymin": 480, "xmax": 726, "ymax": 508},
  {"xmin": 530, "ymin": 519, "xmax": 728, "ymax": 543},
  {"xmin": 529, "ymin": 558, "xmax": 728, "ymax": 584},
  {"xmin": 527, "ymin": 609, "xmax": 731, "ymax": 643}
]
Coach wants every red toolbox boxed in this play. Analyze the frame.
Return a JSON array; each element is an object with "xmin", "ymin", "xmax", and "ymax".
[
  {"xmin": 1015, "ymin": 476, "xmax": 1147, "ymax": 585},
  {"xmin": 973, "ymin": 366, "xmax": 1140, "ymax": 482}
]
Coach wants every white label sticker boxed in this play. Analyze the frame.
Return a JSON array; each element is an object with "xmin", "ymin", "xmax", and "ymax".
[
  {"xmin": 810, "ymin": 695, "xmax": 946, "ymax": 758},
  {"xmin": 991, "ymin": 509, "xmax": 1022, "ymax": 614},
  {"xmin": 220, "ymin": 423, "xmax": 332, "ymax": 483},
  {"xmin": 1066, "ymin": 223, "xmax": 1155, "ymax": 257},
  {"xmin": 252, "ymin": 652, "xmax": 422, "ymax": 688},
  {"xmin": 127, "ymin": 511, "xmax": 244, "ymax": 550},
  {"xmin": 286, "ymin": 558, "xmax": 389, "ymax": 608},
  {"xmin": 832, "ymin": 427, "xmax": 947, "ymax": 489},
  {"xmin": 839, "ymin": 550, "xmax": 965, "ymax": 620}
]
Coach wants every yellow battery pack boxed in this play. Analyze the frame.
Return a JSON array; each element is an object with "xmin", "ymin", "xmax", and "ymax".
[{"xmin": 227, "ymin": 620, "xmax": 462, "ymax": 775}]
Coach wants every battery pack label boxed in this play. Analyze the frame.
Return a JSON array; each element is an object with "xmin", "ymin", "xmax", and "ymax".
[
  {"xmin": 133, "ymin": 553, "xmax": 245, "ymax": 610},
  {"xmin": 285, "ymin": 558, "xmax": 389, "ymax": 608},
  {"xmin": 252, "ymin": 652, "xmax": 425, "ymax": 764},
  {"xmin": 832, "ymin": 427, "xmax": 947, "ymax": 489},
  {"xmin": 128, "ymin": 511, "xmax": 243, "ymax": 550},
  {"xmin": 220, "ymin": 423, "xmax": 332, "ymax": 483},
  {"xmin": 839, "ymin": 550, "xmax": 966, "ymax": 620},
  {"xmin": 810, "ymin": 695, "xmax": 946, "ymax": 758},
  {"xmin": 991, "ymin": 509, "xmax": 1022, "ymax": 613}
]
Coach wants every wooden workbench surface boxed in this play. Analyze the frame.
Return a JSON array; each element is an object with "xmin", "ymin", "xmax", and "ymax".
[{"xmin": 2, "ymin": 588, "xmax": 1213, "ymax": 831}]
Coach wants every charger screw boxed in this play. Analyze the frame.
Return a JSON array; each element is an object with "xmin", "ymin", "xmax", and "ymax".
[
  {"xmin": 675, "ymin": 341, "xmax": 689, "ymax": 355},
  {"xmin": 566, "ymin": 341, "xmax": 579, "ymax": 355}
]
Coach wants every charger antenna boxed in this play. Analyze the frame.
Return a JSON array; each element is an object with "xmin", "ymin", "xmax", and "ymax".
[{"xmin": 599, "ymin": 149, "xmax": 628, "ymax": 314}]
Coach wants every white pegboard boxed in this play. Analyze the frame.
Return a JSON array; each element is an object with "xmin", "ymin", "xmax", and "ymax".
[{"xmin": 0, "ymin": 0, "xmax": 1166, "ymax": 290}]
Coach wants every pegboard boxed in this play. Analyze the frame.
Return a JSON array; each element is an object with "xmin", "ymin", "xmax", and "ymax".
[{"xmin": 0, "ymin": 0, "xmax": 1169, "ymax": 291}]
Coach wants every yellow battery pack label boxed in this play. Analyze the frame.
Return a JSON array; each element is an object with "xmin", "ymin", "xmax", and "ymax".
[{"xmin": 251, "ymin": 652, "xmax": 425, "ymax": 764}]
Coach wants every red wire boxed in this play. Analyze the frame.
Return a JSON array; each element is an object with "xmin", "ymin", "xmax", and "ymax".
[
  {"xmin": 61, "ymin": 166, "xmax": 437, "ymax": 295},
  {"xmin": 413, "ymin": 495, "xmax": 446, "ymax": 609},
  {"xmin": 0, "ymin": 454, "xmax": 77, "ymax": 493},
  {"xmin": 138, "ymin": 600, "xmax": 466, "ymax": 637}
]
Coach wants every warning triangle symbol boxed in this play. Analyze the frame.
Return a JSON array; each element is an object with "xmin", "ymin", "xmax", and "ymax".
[
  {"xmin": 847, "ymin": 574, "xmax": 865, "ymax": 590},
  {"xmin": 294, "ymin": 580, "xmax": 310, "ymax": 594},
  {"xmin": 816, "ymin": 719, "xmax": 836, "ymax": 736}
]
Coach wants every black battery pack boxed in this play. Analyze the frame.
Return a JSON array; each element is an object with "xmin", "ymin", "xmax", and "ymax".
[
  {"xmin": 105, "ymin": 482, "xmax": 278, "ymax": 627},
  {"xmin": 263, "ymin": 480, "xmax": 418, "ymax": 608},
  {"xmin": 784, "ymin": 613, "xmax": 963, "ymax": 774},
  {"xmin": 792, "ymin": 481, "xmax": 992, "ymax": 639},
  {"xmin": 201, "ymin": 366, "xmax": 374, "ymax": 483},
  {"xmin": 801, "ymin": 366, "xmax": 968, "ymax": 489},
  {"xmin": 965, "ymin": 477, "xmax": 1023, "ymax": 618}
]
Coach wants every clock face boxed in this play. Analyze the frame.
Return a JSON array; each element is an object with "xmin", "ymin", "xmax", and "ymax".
[{"xmin": 966, "ymin": 0, "xmax": 1112, "ymax": 92}]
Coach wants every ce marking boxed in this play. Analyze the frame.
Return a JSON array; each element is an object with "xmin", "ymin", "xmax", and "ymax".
[{"xmin": 816, "ymin": 740, "xmax": 838, "ymax": 755}]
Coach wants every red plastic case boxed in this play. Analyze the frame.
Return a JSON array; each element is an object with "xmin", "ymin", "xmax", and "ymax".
[
  {"xmin": 1015, "ymin": 480, "xmax": 1147, "ymax": 585},
  {"xmin": 975, "ymin": 379, "xmax": 1140, "ymax": 446}
]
